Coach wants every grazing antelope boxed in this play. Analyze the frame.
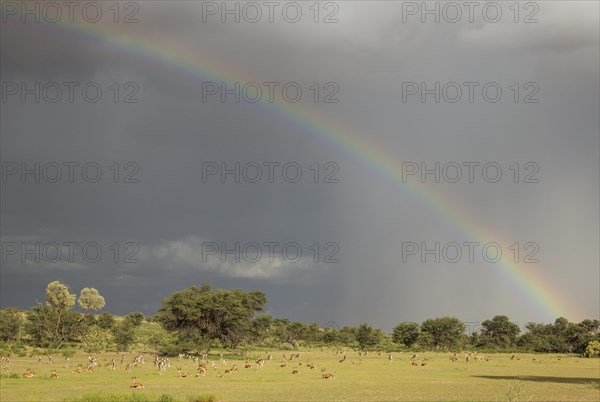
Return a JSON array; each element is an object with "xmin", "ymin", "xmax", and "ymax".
[
  {"xmin": 176, "ymin": 366, "xmax": 191, "ymax": 377},
  {"xmin": 267, "ymin": 354, "xmax": 273, "ymax": 361},
  {"xmin": 157, "ymin": 359, "xmax": 168, "ymax": 375},
  {"xmin": 110, "ymin": 359, "xmax": 117, "ymax": 371},
  {"xmin": 133, "ymin": 354, "xmax": 145, "ymax": 366},
  {"xmin": 50, "ymin": 370, "xmax": 59, "ymax": 379},
  {"xmin": 21, "ymin": 369, "xmax": 36, "ymax": 378},
  {"xmin": 280, "ymin": 363, "xmax": 287, "ymax": 368},
  {"xmin": 124, "ymin": 363, "xmax": 133, "ymax": 372},
  {"xmin": 388, "ymin": 353, "xmax": 393, "ymax": 363},
  {"xmin": 339, "ymin": 355, "xmax": 346, "ymax": 363},
  {"xmin": 37, "ymin": 355, "xmax": 42, "ymax": 365},
  {"xmin": 47, "ymin": 355, "xmax": 53, "ymax": 365},
  {"xmin": 120, "ymin": 354, "xmax": 126, "ymax": 364},
  {"xmin": 510, "ymin": 353, "xmax": 517, "ymax": 360},
  {"xmin": 465, "ymin": 354, "xmax": 471, "ymax": 364},
  {"xmin": 64, "ymin": 357, "xmax": 70, "ymax": 368},
  {"xmin": 256, "ymin": 359, "xmax": 265, "ymax": 371},
  {"xmin": 130, "ymin": 376, "xmax": 145, "ymax": 389},
  {"xmin": 1, "ymin": 356, "xmax": 10, "ymax": 367},
  {"xmin": 410, "ymin": 354, "xmax": 417, "ymax": 361}
]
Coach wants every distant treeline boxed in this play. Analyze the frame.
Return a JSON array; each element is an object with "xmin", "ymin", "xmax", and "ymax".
[{"xmin": 0, "ymin": 280, "xmax": 598, "ymax": 358}]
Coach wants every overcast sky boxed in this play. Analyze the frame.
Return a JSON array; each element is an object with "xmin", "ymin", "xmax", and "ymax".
[{"xmin": 1, "ymin": 1, "xmax": 598, "ymax": 331}]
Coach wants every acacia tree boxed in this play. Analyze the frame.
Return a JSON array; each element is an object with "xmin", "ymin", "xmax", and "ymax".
[
  {"xmin": 26, "ymin": 281, "xmax": 106, "ymax": 349},
  {"xmin": 392, "ymin": 322, "xmax": 421, "ymax": 347},
  {"xmin": 480, "ymin": 315, "xmax": 521, "ymax": 348},
  {"xmin": 78, "ymin": 288, "xmax": 106, "ymax": 311},
  {"xmin": 420, "ymin": 317, "xmax": 465, "ymax": 350},
  {"xmin": 157, "ymin": 282, "xmax": 266, "ymax": 352},
  {"xmin": 0, "ymin": 308, "xmax": 22, "ymax": 342},
  {"xmin": 356, "ymin": 323, "xmax": 383, "ymax": 349}
]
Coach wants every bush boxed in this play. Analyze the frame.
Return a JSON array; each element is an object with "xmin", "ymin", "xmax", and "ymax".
[{"xmin": 584, "ymin": 340, "xmax": 600, "ymax": 357}]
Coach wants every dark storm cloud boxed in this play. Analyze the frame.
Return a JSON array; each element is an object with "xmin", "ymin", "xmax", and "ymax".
[{"xmin": 1, "ymin": 1, "xmax": 598, "ymax": 329}]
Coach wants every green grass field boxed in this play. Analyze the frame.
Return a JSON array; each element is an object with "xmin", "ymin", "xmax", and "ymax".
[{"xmin": 1, "ymin": 350, "xmax": 598, "ymax": 401}]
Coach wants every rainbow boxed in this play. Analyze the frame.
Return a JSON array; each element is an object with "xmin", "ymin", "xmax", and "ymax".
[{"xmin": 5, "ymin": 12, "xmax": 580, "ymax": 321}]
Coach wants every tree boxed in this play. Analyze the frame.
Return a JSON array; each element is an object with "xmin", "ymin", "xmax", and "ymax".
[
  {"xmin": 584, "ymin": 340, "xmax": 600, "ymax": 357},
  {"xmin": 480, "ymin": 315, "xmax": 520, "ymax": 348},
  {"xmin": 0, "ymin": 308, "xmax": 22, "ymax": 342},
  {"xmin": 278, "ymin": 321, "xmax": 307, "ymax": 349},
  {"xmin": 356, "ymin": 323, "xmax": 383, "ymax": 349},
  {"xmin": 78, "ymin": 288, "xmax": 106, "ymax": 311},
  {"xmin": 97, "ymin": 312, "xmax": 116, "ymax": 330},
  {"xmin": 111, "ymin": 313, "xmax": 144, "ymax": 352},
  {"xmin": 392, "ymin": 322, "xmax": 420, "ymax": 347},
  {"xmin": 26, "ymin": 281, "xmax": 106, "ymax": 349},
  {"xmin": 46, "ymin": 281, "xmax": 76, "ymax": 311},
  {"xmin": 420, "ymin": 317, "xmax": 465, "ymax": 350},
  {"xmin": 157, "ymin": 282, "xmax": 267, "ymax": 351}
]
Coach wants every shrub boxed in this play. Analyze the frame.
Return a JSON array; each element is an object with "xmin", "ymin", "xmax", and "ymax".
[{"xmin": 584, "ymin": 340, "xmax": 600, "ymax": 357}]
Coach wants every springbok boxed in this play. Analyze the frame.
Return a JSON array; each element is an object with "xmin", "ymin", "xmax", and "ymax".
[
  {"xmin": 196, "ymin": 366, "xmax": 207, "ymax": 377},
  {"xmin": 50, "ymin": 370, "xmax": 59, "ymax": 379},
  {"xmin": 292, "ymin": 369, "xmax": 299, "ymax": 374},
  {"xmin": 321, "ymin": 372, "xmax": 335, "ymax": 379},
  {"xmin": 157, "ymin": 359, "xmax": 168, "ymax": 375},
  {"xmin": 64, "ymin": 357, "xmax": 70, "ymax": 368},
  {"xmin": 130, "ymin": 377, "xmax": 145, "ymax": 389},
  {"xmin": 21, "ymin": 369, "xmax": 36, "ymax": 378},
  {"xmin": 176, "ymin": 367, "xmax": 191, "ymax": 377},
  {"xmin": 388, "ymin": 353, "xmax": 393, "ymax": 363}
]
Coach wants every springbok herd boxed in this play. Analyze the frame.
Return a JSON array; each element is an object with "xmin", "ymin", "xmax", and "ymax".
[{"xmin": 0, "ymin": 349, "xmax": 535, "ymax": 390}]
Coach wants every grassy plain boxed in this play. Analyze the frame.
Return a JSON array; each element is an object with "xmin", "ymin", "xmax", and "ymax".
[{"xmin": 0, "ymin": 349, "xmax": 598, "ymax": 401}]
